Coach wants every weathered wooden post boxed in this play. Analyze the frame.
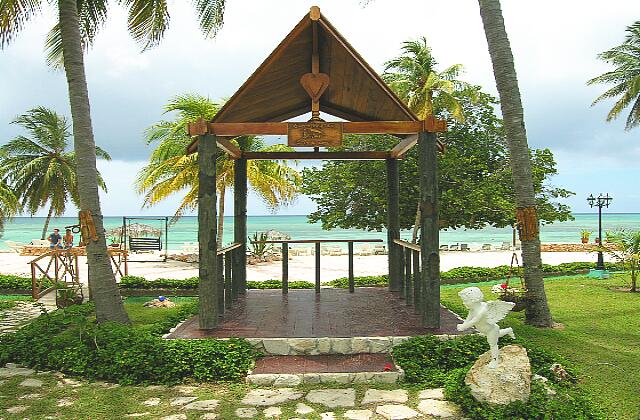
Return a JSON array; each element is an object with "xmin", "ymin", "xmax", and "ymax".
[
  {"xmin": 282, "ymin": 243, "xmax": 289, "ymax": 294},
  {"xmin": 315, "ymin": 242, "xmax": 321, "ymax": 293},
  {"xmin": 225, "ymin": 251, "xmax": 233, "ymax": 309},
  {"xmin": 217, "ymin": 253, "xmax": 225, "ymax": 314},
  {"xmin": 198, "ymin": 134, "xmax": 219, "ymax": 329},
  {"xmin": 386, "ymin": 158, "xmax": 401, "ymax": 292},
  {"xmin": 233, "ymin": 146, "xmax": 248, "ymax": 295},
  {"xmin": 418, "ymin": 131, "xmax": 440, "ymax": 328},
  {"xmin": 413, "ymin": 249, "xmax": 421, "ymax": 314},
  {"xmin": 348, "ymin": 242, "xmax": 355, "ymax": 293},
  {"xmin": 405, "ymin": 246, "xmax": 413, "ymax": 305}
]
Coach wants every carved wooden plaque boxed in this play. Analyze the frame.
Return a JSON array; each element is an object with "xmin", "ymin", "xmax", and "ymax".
[{"xmin": 287, "ymin": 122, "xmax": 343, "ymax": 147}]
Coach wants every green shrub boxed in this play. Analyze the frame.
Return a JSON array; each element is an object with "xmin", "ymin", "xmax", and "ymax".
[
  {"xmin": 0, "ymin": 303, "xmax": 256, "ymax": 385},
  {"xmin": 326, "ymin": 275, "xmax": 389, "ymax": 288},
  {"xmin": 119, "ymin": 276, "xmax": 199, "ymax": 290},
  {"xmin": 0, "ymin": 274, "xmax": 48, "ymax": 290},
  {"xmin": 246, "ymin": 280, "xmax": 314, "ymax": 289}
]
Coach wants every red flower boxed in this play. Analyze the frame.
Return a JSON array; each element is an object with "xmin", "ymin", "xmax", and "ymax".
[
  {"xmin": 500, "ymin": 283, "xmax": 508, "ymax": 289},
  {"xmin": 383, "ymin": 363, "xmax": 393, "ymax": 372}
]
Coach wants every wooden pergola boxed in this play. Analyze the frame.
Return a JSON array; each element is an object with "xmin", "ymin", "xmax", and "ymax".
[{"xmin": 188, "ymin": 6, "xmax": 446, "ymax": 331}]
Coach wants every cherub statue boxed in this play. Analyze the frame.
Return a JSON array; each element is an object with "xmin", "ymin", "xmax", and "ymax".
[{"xmin": 457, "ymin": 287, "xmax": 516, "ymax": 368}]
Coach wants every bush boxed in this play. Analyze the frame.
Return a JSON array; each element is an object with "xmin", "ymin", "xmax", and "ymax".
[
  {"xmin": 246, "ymin": 280, "xmax": 315, "ymax": 289},
  {"xmin": 0, "ymin": 274, "xmax": 44, "ymax": 290},
  {"xmin": 0, "ymin": 303, "xmax": 256, "ymax": 385},
  {"xmin": 393, "ymin": 335, "xmax": 601, "ymax": 419},
  {"xmin": 119, "ymin": 276, "xmax": 199, "ymax": 290},
  {"xmin": 326, "ymin": 275, "xmax": 389, "ymax": 288}
]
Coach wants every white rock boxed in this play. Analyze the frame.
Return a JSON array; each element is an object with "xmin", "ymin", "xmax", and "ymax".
[
  {"xmin": 464, "ymin": 344, "xmax": 531, "ymax": 405},
  {"xmin": 262, "ymin": 339, "xmax": 290, "ymax": 355},
  {"xmin": 344, "ymin": 409, "xmax": 374, "ymax": 420},
  {"xmin": 19, "ymin": 393, "xmax": 42, "ymax": 400},
  {"xmin": 19, "ymin": 378, "xmax": 43, "ymax": 387},
  {"xmin": 369, "ymin": 337, "xmax": 393, "ymax": 353},
  {"xmin": 183, "ymin": 399, "xmax": 219, "ymax": 410},
  {"xmin": 57, "ymin": 397, "xmax": 74, "ymax": 406},
  {"xmin": 320, "ymin": 412, "xmax": 336, "ymax": 420},
  {"xmin": 142, "ymin": 397, "xmax": 161, "ymax": 406},
  {"xmin": 295, "ymin": 402, "xmax": 314, "ymax": 414},
  {"xmin": 263, "ymin": 406, "xmax": 282, "ymax": 418},
  {"xmin": 6, "ymin": 405, "xmax": 28, "ymax": 414},
  {"xmin": 235, "ymin": 407, "xmax": 258, "ymax": 418},
  {"xmin": 350, "ymin": 338, "xmax": 370, "ymax": 353},
  {"xmin": 417, "ymin": 399, "xmax": 462, "ymax": 418},
  {"xmin": 289, "ymin": 338, "xmax": 317, "ymax": 355},
  {"xmin": 273, "ymin": 374, "xmax": 301, "ymax": 387},
  {"xmin": 201, "ymin": 414, "xmax": 217, "ymax": 419},
  {"xmin": 241, "ymin": 388, "xmax": 303, "ymax": 406},
  {"xmin": 375, "ymin": 404, "xmax": 420, "ymax": 419},
  {"xmin": 361, "ymin": 389, "xmax": 408, "ymax": 404},
  {"xmin": 330, "ymin": 338, "xmax": 352, "ymax": 354},
  {"xmin": 161, "ymin": 415, "xmax": 187, "ymax": 420},
  {"xmin": 0, "ymin": 367, "xmax": 34, "ymax": 377},
  {"xmin": 126, "ymin": 413, "xmax": 151, "ymax": 418},
  {"xmin": 176, "ymin": 385, "xmax": 198, "ymax": 394},
  {"xmin": 170, "ymin": 396, "xmax": 198, "ymax": 406},
  {"xmin": 305, "ymin": 388, "xmax": 356, "ymax": 408},
  {"xmin": 418, "ymin": 388, "xmax": 445, "ymax": 400}
]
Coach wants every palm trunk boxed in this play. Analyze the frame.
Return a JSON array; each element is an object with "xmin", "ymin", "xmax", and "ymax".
[
  {"xmin": 411, "ymin": 203, "xmax": 420, "ymax": 243},
  {"xmin": 58, "ymin": 0, "xmax": 129, "ymax": 323},
  {"xmin": 478, "ymin": 0, "xmax": 553, "ymax": 326},
  {"xmin": 217, "ymin": 187, "xmax": 225, "ymax": 248},
  {"xmin": 41, "ymin": 205, "xmax": 54, "ymax": 240}
]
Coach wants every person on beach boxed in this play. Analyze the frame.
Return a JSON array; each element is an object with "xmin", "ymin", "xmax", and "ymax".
[
  {"xmin": 63, "ymin": 229, "xmax": 74, "ymax": 249},
  {"xmin": 48, "ymin": 228, "xmax": 62, "ymax": 249}
]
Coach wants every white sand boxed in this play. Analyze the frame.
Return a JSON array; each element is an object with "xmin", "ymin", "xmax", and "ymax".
[{"xmin": 0, "ymin": 249, "xmax": 613, "ymax": 285}]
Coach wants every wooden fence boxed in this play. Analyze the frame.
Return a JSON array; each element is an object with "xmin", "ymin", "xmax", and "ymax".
[{"xmin": 394, "ymin": 239, "xmax": 423, "ymax": 314}]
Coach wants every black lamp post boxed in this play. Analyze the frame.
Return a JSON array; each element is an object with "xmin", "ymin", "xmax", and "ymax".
[{"xmin": 587, "ymin": 193, "xmax": 612, "ymax": 270}]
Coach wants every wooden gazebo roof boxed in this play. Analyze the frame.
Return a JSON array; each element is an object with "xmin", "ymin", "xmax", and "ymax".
[{"xmin": 213, "ymin": 6, "xmax": 417, "ymax": 124}]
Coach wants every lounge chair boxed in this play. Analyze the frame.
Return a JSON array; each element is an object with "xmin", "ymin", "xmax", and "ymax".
[
  {"xmin": 328, "ymin": 245, "xmax": 343, "ymax": 256},
  {"xmin": 481, "ymin": 243, "xmax": 492, "ymax": 251},
  {"xmin": 31, "ymin": 239, "xmax": 50, "ymax": 247},
  {"xmin": 181, "ymin": 242, "xmax": 198, "ymax": 253},
  {"xmin": 449, "ymin": 243, "xmax": 460, "ymax": 251},
  {"xmin": 500, "ymin": 241, "xmax": 511, "ymax": 251},
  {"xmin": 439, "ymin": 244, "xmax": 449, "ymax": 251},
  {"xmin": 5, "ymin": 241, "xmax": 26, "ymax": 253},
  {"xmin": 358, "ymin": 243, "xmax": 373, "ymax": 256},
  {"xmin": 373, "ymin": 244, "xmax": 387, "ymax": 255},
  {"xmin": 460, "ymin": 243, "xmax": 470, "ymax": 251}
]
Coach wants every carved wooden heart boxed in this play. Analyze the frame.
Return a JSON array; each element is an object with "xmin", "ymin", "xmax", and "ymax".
[{"xmin": 300, "ymin": 73, "xmax": 330, "ymax": 101}]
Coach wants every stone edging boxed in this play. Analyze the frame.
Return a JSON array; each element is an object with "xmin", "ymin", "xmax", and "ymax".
[{"xmin": 246, "ymin": 369, "xmax": 404, "ymax": 386}]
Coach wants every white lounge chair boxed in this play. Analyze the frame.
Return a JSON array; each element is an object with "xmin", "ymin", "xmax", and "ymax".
[
  {"xmin": 439, "ymin": 244, "xmax": 449, "ymax": 251},
  {"xmin": 181, "ymin": 242, "xmax": 198, "ymax": 253},
  {"xmin": 328, "ymin": 245, "xmax": 342, "ymax": 256},
  {"xmin": 500, "ymin": 241, "xmax": 511, "ymax": 251},
  {"xmin": 449, "ymin": 243, "xmax": 460, "ymax": 251},
  {"xmin": 481, "ymin": 243, "xmax": 492, "ymax": 251},
  {"xmin": 5, "ymin": 241, "xmax": 26, "ymax": 253},
  {"xmin": 373, "ymin": 244, "xmax": 387, "ymax": 255},
  {"xmin": 358, "ymin": 244, "xmax": 373, "ymax": 256},
  {"xmin": 460, "ymin": 243, "xmax": 470, "ymax": 251}
]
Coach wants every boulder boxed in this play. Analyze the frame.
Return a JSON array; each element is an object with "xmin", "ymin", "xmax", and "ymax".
[{"xmin": 464, "ymin": 344, "xmax": 531, "ymax": 405}]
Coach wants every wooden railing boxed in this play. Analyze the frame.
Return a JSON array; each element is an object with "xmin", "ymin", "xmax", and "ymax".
[
  {"xmin": 251, "ymin": 239, "xmax": 384, "ymax": 294},
  {"xmin": 394, "ymin": 239, "xmax": 422, "ymax": 314},
  {"xmin": 215, "ymin": 243, "xmax": 243, "ymax": 314},
  {"xmin": 30, "ymin": 248, "xmax": 129, "ymax": 300}
]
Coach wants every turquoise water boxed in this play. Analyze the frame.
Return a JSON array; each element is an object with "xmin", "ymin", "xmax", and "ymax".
[{"xmin": 2, "ymin": 213, "xmax": 639, "ymax": 251}]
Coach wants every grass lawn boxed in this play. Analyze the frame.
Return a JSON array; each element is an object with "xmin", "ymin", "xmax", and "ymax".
[
  {"xmin": 122, "ymin": 296, "xmax": 197, "ymax": 328},
  {"xmin": 441, "ymin": 273, "xmax": 640, "ymax": 420},
  {"xmin": 0, "ymin": 295, "xmax": 32, "ymax": 313}
]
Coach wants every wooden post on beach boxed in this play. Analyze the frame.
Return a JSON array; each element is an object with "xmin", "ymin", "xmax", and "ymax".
[
  {"xmin": 198, "ymin": 134, "xmax": 219, "ymax": 329},
  {"xmin": 418, "ymin": 131, "xmax": 440, "ymax": 328},
  {"xmin": 386, "ymin": 158, "xmax": 401, "ymax": 292},
  {"xmin": 282, "ymin": 243, "xmax": 289, "ymax": 294},
  {"xmin": 233, "ymin": 148, "xmax": 248, "ymax": 295}
]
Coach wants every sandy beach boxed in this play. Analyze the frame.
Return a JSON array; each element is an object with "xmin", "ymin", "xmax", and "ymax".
[{"xmin": 0, "ymin": 249, "xmax": 614, "ymax": 285}]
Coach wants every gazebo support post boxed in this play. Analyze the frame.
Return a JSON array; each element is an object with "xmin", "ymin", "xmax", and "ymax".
[
  {"xmin": 233, "ymin": 151, "xmax": 248, "ymax": 295},
  {"xmin": 386, "ymin": 158, "xmax": 402, "ymax": 292},
  {"xmin": 198, "ymin": 135, "xmax": 219, "ymax": 329},
  {"xmin": 418, "ymin": 131, "xmax": 440, "ymax": 329}
]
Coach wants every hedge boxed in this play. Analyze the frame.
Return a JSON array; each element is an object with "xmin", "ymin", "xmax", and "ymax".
[
  {"xmin": 0, "ymin": 303, "xmax": 257, "ymax": 385},
  {"xmin": 0, "ymin": 274, "xmax": 43, "ymax": 290},
  {"xmin": 393, "ymin": 335, "xmax": 601, "ymax": 419}
]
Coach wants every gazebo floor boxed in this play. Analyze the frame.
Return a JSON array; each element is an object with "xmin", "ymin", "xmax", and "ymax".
[{"xmin": 168, "ymin": 288, "xmax": 463, "ymax": 338}]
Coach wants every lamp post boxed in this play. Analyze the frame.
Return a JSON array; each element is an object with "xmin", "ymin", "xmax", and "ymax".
[{"xmin": 587, "ymin": 193, "xmax": 612, "ymax": 271}]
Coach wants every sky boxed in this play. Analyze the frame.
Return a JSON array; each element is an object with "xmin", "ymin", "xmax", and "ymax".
[{"xmin": 0, "ymin": 0, "xmax": 639, "ymax": 217}]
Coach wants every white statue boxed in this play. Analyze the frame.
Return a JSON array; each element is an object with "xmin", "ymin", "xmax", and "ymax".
[{"xmin": 457, "ymin": 287, "xmax": 516, "ymax": 368}]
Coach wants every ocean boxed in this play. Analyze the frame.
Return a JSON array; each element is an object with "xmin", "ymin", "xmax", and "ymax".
[{"xmin": 1, "ymin": 213, "xmax": 639, "ymax": 251}]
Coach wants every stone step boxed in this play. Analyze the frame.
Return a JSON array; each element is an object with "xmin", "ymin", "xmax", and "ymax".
[{"xmin": 246, "ymin": 354, "xmax": 404, "ymax": 386}]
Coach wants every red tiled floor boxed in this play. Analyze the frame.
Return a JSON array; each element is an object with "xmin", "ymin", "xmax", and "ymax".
[
  {"xmin": 252, "ymin": 354, "xmax": 396, "ymax": 374},
  {"xmin": 167, "ymin": 288, "xmax": 463, "ymax": 338}
]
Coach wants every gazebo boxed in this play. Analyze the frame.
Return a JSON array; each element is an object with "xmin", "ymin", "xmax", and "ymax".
[{"xmin": 186, "ymin": 6, "xmax": 447, "ymax": 334}]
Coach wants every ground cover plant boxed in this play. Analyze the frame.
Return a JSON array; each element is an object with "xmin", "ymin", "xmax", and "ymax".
[{"xmin": 440, "ymin": 273, "xmax": 640, "ymax": 419}]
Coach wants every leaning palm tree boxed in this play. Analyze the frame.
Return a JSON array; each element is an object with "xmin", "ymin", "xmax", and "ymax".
[
  {"xmin": 383, "ymin": 37, "xmax": 474, "ymax": 122},
  {"xmin": 0, "ymin": 182, "xmax": 19, "ymax": 238},
  {"xmin": 1, "ymin": 0, "xmax": 226, "ymax": 323},
  {"xmin": 383, "ymin": 37, "xmax": 474, "ymax": 242},
  {"xmin": 477, "ymin": 0, "xmax": 553, "ymax": 327},
  {"xmin": 137, "ymin": 94, "xmax": 301, "ymax": 246},
  {"xmin": 588, "ymin": 21, "xmax": 640, "ymax": 130},
  {"xmin": 0, "ymin": 107, "xmax": 109, "ymax": 240}
]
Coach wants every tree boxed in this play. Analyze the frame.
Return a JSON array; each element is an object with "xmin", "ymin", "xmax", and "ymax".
[
  {"xmin": 383, "ymin": 36, "xmax": 473, "ymax": 122},
  {"xmin": 0, "ymin": 107, "xmax": 109, "ymax": 240},
  {"xmin": 0, "ymin": 182, "xmax": 19, "ymax": 238},
  {"xmin": 302, "ymin": 88, "xmax": 573, "ymax": 232},
  {"xmin": 605, "ymin": 230, "xmax": 640, "ymax": 292},
  {"xmin": 477, "ymin": 0, "xmax": 554, "ymax": 326},
  {"xmin": 588, "ymin": 21, "xmax": 640, "ymax": 130},
  {"xmin": 137, "ymin": 94, "xmax": 301, "ymax": 245},
  {"xmin": 1, "ymin": 0, "xmax": 226, "ymax": 323}
]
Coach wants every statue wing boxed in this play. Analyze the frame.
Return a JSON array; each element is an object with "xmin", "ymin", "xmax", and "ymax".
[{"xmin": 486, "ymin": 300, "xmax": 515, "ymax": 324}]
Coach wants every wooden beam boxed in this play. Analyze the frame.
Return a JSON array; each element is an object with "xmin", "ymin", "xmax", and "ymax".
[
  {"xmin": 216, "ymin": 138, "xmax": 241, "ymax": 159},
  {"xmin": 207, "ymin": 121, "xmax": 426, "ymax": 136},
  {"xmin": 386, "ymin": 158, "xmax": 402, "ymax": 292},
  {"xmin": 243, "ymin": 151, "xmax": 391, "ymax": 160},
  {"xmin": 198, "ymin": 134, "xmax": 219, "ymax": 329},
  {"xmin": 390, "ymin": 134, "xmax": 418, "ymax": 158}
]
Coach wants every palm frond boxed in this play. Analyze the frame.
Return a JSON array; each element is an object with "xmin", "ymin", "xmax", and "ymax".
[{"xmin": 0, "ymin": 0, "xmax": 42, "ymax": 48}]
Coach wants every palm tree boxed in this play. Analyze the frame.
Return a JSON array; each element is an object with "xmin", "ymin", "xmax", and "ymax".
[
  {"xmin": 477, "ymin": 0, "xmax": 553, "ymax": 327},
  {"xmin": 1, "ymin": 0, "xmax": 226, "ymax": 323},
  {"xmin": 136, "ymin": 95, "xmax": 301, "ymax": 246},
  {"xmin": 383, "ymin": 37, "xmax": 474, "ymax": 242},
  {"xmin": 0, "ymin": 182, "xmax": 19, "ymax": 238},
  {"xmin": 0, "ymin": 107, "xmax": 109, "ymax": 240},
  {"xmin": 607, "ymin": 230, "xmax": 640, "ymax": 292},
  {"xmin": 588, "ymin": 21, "xmax": 640, "ymax": 130},
  {"xmin": 383, "ymin": 37, "xmax": 473, "ymax": 122}
]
